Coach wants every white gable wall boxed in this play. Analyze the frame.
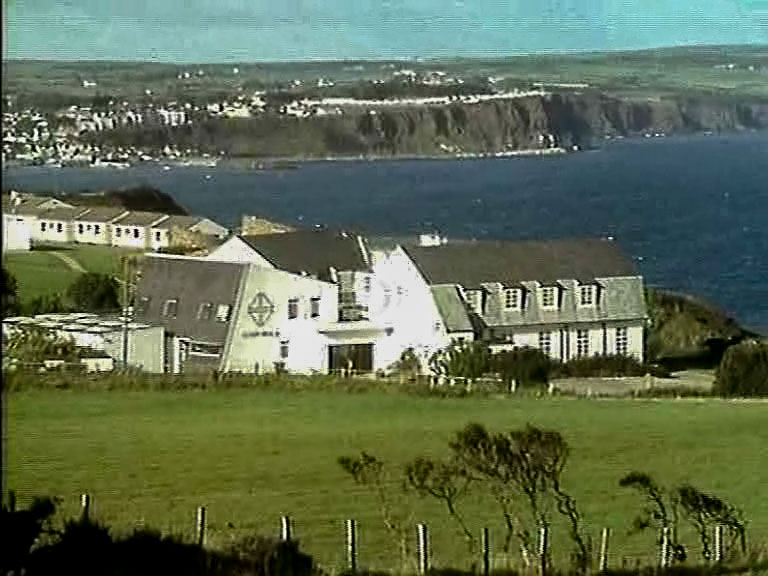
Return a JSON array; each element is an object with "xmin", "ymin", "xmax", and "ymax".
[
  {"xmin": 368, "ymin": 246, "xmax": 451, "ymax": 371},
  {"xmin": 206, "ymin": 236, "xmax": 274, "ymax": 267},
  {"xmin": 2, "ymin": 214, "xmax": 31, "ymax": 251},
  {"xmin": 222, "ymin": 266, "xmax": 338, "ymax": 374}
]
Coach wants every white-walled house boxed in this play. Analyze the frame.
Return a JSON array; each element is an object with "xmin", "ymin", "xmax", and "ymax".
[
  {"xmin": 136, "ymin": 231, "xmax": 450, "ymax": 374},
  {"xmin": 111, "ymin": 212, "xmax": 169, "ymax": 249},
  {"xmin": 402, "ymin": 238, "xmax": 648, "ymax": 362},
  {"xmin": 31, "ymin": 206, "xmax": 90, "ymax": 244},
  {"xmin": 149, "ymin": 215, "xmax": 229, "ymax": 252},
  {"xmin": 2, "ymin": 213, "xmax": 31, "ymax": 251},
  {"xmin": 73, "ymin": 206, "xmax": 130, "ymax": 245}
]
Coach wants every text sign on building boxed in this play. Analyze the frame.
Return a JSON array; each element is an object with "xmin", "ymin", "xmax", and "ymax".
[{"xmin": 248, "ymin": 292, "xmax": 275, "ymax": 327}]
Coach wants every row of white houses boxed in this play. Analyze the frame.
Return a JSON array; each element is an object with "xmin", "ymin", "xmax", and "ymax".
[{"xmin": 2, "ymin": 194, "xmax": 227, "ymax": 252}]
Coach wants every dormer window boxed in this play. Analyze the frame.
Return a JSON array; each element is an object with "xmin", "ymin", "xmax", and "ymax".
[
  {"xmin": 504, "ymin": 288, "xmax": 520, "ymax": 310},
  {"xmin": 579, "ymin": 285, "xmax": 595, "ymax": 307},
  {"xmin": 163, "ymin": 298, "xmax": 178, "ymax": 318},
  {"xmin": 540, "ymin": 286, "xmax": 557, "ymax": 309}
]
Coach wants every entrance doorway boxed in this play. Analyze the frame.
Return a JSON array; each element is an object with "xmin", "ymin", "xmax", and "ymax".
[{"xmin": 329, "ymin": 343, "xmax": 374, "ymax": 373}]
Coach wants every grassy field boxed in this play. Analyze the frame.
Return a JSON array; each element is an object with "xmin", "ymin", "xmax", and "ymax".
[
  {"xmin": 4, "ymin": 243, "xmax": 143, "ymax": 308},
  {"xmin": 6, "ymin": 389, "xmax": 768, "ymax": 572}
]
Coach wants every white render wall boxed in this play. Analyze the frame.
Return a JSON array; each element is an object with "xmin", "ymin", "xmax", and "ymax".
[
  {"xmin": 206, "ymin": 236, "xmax": 274, "ymax": 267},
  {"xmin": 506, "ymin": 321, "xmax": 644, "ymax": 362},
  {"xmin": 73, "ymin": 220, "xmax": 114, "ymax": 245},
  {"xmin": 34, "ymin": 218, "xmax": 75, "ymax": 243},
  {"xmin": 367, "ymin": 246, "xmax": 451, "ymax": 371},
  {"xmin": 112, "ymin": 225, "xmax": 150, "ymax": 249},
  {"xmin": 222, "ymin": 266, "xmax": 338, "ymax": 374},
  {"xmin": 2, "ymin": 214, "xmax": 31, "ymax": 251}
]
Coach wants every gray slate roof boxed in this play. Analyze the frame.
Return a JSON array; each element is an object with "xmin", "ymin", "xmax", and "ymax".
[
  {"xmin": 134, "ymin": 256, "xmax": 246, "ymax": 343},
  {"xmin": 115, "ymin": 211, "xmax": 169, "ymax": 227},
  {"xmin": 431, "ymin": 286, "xmax": 474, "ymax": 333},
  {"xmin": 152, "ymin": 215, "xmax": 203, "ymax": 230},
  {"xmin": 240, "ymin": 230, "xmax": 370, "ymax": 281},
  {"xmin": 35, "ymin": 206, "xmax": 91, "ymax": 221},
  {"xmin": 404, "ymin": 238, "xmax": 638, "ymax": 287},
  {"xmin": 75, "ymin": 207, "xmax": 130, "ymax": 222}
]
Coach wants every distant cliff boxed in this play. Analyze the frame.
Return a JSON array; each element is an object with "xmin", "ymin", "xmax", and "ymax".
[{"xmin": 90, "ymin": 92, "xmax": 768, "ymax": 159}]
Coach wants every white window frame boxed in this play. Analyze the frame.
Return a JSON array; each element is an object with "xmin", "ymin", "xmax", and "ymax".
[
  {"xmin": 504, "ymin": 288, "xmax": 520, "ymax": 310},
  {"xmin": 310, "ymin": 297, "xmax": 321, "ymax": 318},
  {"xmin": 197, "ymin": 302, "xmax": 213, "ymax": 321},
  {"xmin": 216, "ymin": 304, "xmax": 231, "ymax": 323},
  {"xmin": 163, "ymin": 298, "xmax": 179, "ymax": 318},
  {"xmin": 616, "ymin": 327, "xmax": 629, "ymax": 356},
  {"xmin": 540, "ymin": 286, "xmax": 557, "ymax": 309},
  {"xmin": 538, "ymin": 331, "xmax": 552, "ymax": 356},
  {"xmin": 579, "ymin": 285, "xmax": 595, "ymax": 307},
  {"xmin": 576, "ymin": 329, "xmax": 590, "ymax": 357},
  {"xmin": 287, "ymin": 298, "xmax": 299, "ymax": 320}
]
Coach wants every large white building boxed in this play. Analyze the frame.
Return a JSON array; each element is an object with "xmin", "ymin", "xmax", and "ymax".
[
  {"xmin": 136, "ymin": 230, "xmax": 451, "ymax": 374},
  {"xmin": 134, "ymin": 231, "xmax": 648, "ymax": 374},
  {"xmin": 403, "ymin": 237, "xmax": 647, "ymax": 361}
]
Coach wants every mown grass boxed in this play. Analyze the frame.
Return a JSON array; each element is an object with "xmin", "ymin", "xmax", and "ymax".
[
  {"xmin": 6, "ymin": 388, "xmax": 768, "ymax": 573},
  {"xmin": 4, "ymin": 243, "xmax": 143, "ymax": 308},
  {"xmin": 3, "ymin": 250, "xmax": 80, "ymax": 302}
]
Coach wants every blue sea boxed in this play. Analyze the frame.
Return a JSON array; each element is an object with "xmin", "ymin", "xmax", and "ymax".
[{"xmin": 4, "ymin": 132, "xmax": 768, "ymax": 335}]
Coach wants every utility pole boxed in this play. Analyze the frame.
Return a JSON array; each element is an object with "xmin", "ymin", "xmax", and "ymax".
[{"xmin": 121, "ymin": 256, "xmax": 132, "ymax": 367}]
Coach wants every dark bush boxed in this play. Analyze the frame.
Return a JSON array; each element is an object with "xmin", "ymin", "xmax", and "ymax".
[
  {"xmin": 493, "ymin": 346, "xmax": 552, "ymax": 388},
  {"xmin": 221, "ymin": 534, "xmax": 316, "ymax": 576},
  {"xmin": 552, "ymin": 354, "xmax": 670, "ymax": 379},
  {"xmin": 714, "ymin": 340, "xmax": 768, "ymax": 397},
  {"xmin": 0, "ymin": 496, "xmax": 58, "ymax": 574},
  {"xmin": 66, "ymin": 272, "xmax": 121, "ymax": 312}
]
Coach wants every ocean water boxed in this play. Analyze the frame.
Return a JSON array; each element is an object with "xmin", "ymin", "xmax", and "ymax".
[{"xmin": 4, "ymin": 132, "xmax": 768, "ymax": 334}]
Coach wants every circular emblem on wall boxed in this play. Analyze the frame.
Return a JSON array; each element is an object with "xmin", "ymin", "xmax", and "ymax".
[{"xmin": 248, "ymin": 292, "xmax": 275, "ymax": 327}]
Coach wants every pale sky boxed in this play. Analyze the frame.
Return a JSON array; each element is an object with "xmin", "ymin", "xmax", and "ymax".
[{"xmin": 6, "ymin": 0, "xmax": 768, "ymax": 62}]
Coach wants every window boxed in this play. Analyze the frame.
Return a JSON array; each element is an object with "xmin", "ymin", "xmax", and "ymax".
[
  {"xmin": 340, "ymin": 292, "xmax": 355, "ymax": 305},
  {"xmin": 616, "ymin": 327, "xmax": 629, "ymax": 356},
  {"xmin": 155, "ymin": 231, "xmax": 161, "ymax": 241},
  {"xmin": 310, "ymin": 297, "xmax": 321, "ymax": 318},
  {"xmin": 78, "ymin": 223, "xmax": 84, "ymax": 234},
  {"xmin": 56, "ymin": 223, "xmax": 62, "ymax": 233},
  {"xmin": 504, "ymin": 288, "xmax": 519, "ymax": 309},
  {"xmin": 288, "ymin": 298, "xmax": 299, "ymax": 319},
  {"xmin": 216, "ymin": 304, "xmax": 231, "ymax": 322},
  {"xmin": 86, "ymin": 224, "xmax": 92, "ymax": 231},
  {"xmin": 116, "ymin": 227, "xmax": 122, "ymax": 238},
  {"xmin": 579, "ymin": 285, "xmax": 594, "ymax": 306},
  {"xmin": 538, "ymin": 331, "xmax": 552, "ymax": 356},
  {"xmin": 576, "ymin": 329, "xmax": 590, "ymax": 357},
  {"xmin": 163, "ymin": 298, "xmax": 179, "ymax": 318},
  {"xmin": 280, "ymin": 342, "xmax": 289, "ymax": 359},
  {"xmin": 133, "ymin": 228, "xmax": 140, "ymax": 238},
  {"xmin": 197, "ymin": 302, "xmax": 213, "ymax": 320},
  {"xmin": 41, "ymin": 222, "xmax": 46, "ymax": 231},
  {"xmin": 363, "ymin": 276, "xmax": 372, "ymax": 292},
  {"xmin": 94, "ymin": 224, "xmax": 100, "ymax": 235},
  {"xmin": 540, "ymin": 286, "xmax": 556, "ymax": 309}
]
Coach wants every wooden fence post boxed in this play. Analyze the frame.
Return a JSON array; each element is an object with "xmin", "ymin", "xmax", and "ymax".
[
  {"xmin": 196, "ymin": 506, "xmax": 207, "ymax": 547},
  {"xmin": 659, "ymin": 526, "xmax": 670, "ymax": 570},
  {"xmin": 713, "ymin": 524, "xmax": 724, "ymax": 563},
  {"xmin": 599, "ymin": 527, "xmax": 610, "ymax": 572},
  {"xmin": 538, "ymin": 525, "xmax": 549, "ymax": 576},
  {"xmin": 80, "ymin": 493, "xmax": 91, "ymax": 521},
  {"xmin": 481, "ymin": 527, "xmax": 490, "ymax": 576},
  {"xmin": 281, "ymin": 515, "xmax": 292, "ymax": 541},
  {"xmin": 345, "ymin": 519, "xmax": 358, "ymax": 574},
  {"xmin": 416, "ymin": 523, "xmax": 429, "ymax": 575}
]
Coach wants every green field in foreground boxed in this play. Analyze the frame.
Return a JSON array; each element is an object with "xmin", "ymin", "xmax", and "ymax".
[{"xmin": 6, "ymin": 390, "xmax": 768, "ymax": 572}]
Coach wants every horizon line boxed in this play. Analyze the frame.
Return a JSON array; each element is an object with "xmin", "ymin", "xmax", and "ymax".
[{"xmin": 4, "ymin": 42, "xmax": 767, "ymax": 67}]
